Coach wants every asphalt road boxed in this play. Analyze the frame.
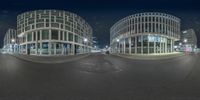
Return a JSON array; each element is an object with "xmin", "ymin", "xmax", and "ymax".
[{"xmin": 0, "ymin": 53, "xmax": 200, "ymax": 100}]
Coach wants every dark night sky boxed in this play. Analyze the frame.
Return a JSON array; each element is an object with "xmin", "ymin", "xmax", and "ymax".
[{"xmin": 0, "ymin": 0, "xmax": 200, "ymax": 48}]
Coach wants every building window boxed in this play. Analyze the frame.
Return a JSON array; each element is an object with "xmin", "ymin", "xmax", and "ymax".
[
  {"xmin": 36, "ymin": 23, "xmax": 44, "ymax": 28},
  {"xmin": 64, "ymin": 32, "xmax": 67, "ymax": 41},
  {"xmin": 42, "ymin": 30, "xmax": 49, "ymax": 40},
  {"xmin": 65, "ymin": 26, "xmax": 70, "ymax": 31},
  {"xmin": 42, "ymin": 42, "xmax": 49, "ymax": 54},
  {"xmin": 51, "ymin": 23, "xmax": 59, "ymax": 28},
  {"xmin": 143, "ymin": 35, "xmax": 148, "ymax": 54},
  {"xmin": 42, "ymin": 42, "xmax": 48, "ymax": 49},
  {"xmin": 46, "ymin": 23, "xmax": 49, "ymax": 27},
  {"xmin": 27, "ymin": 33, "xmax": 32, "ymax": 42},
  {"xmin": 37, "ymin": 31, "xmax": 40, "ymax": 40},
  {"xmin": 33, "ymin": 32, "xmax": 36, "ymax": 41},
  {"xmin": 68, "ymin": 32, "xmax": 73, "ymax": 41},
  {"xmin": 60, "ymin": 31, "xmax": 63, "ymax": 40},
  {"xmin": 51, "ymin": 30, "xmax": 58, "ymax": 40},
  {"xmin": 75, "ymin": 35, "xmax": 78, "ymax": 43},
  {"xmin": 25, "ymin": 26, "xmax": 30, "ymax": 31},
  {"xmin": 137, "ymin": 36, "xmax": 141, "ymax": 47}
]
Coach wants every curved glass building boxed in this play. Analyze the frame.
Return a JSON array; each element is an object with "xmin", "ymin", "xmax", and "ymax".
[
  {"xmin": 17, "ymin": 10, "xmax": 93, "ymax": 56},
  {"xmin": 110, "ymin": 12, "xmax": 181, "ymax": 54}
]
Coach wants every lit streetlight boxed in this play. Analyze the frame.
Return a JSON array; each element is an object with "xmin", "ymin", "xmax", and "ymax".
[
  {"xmin": 116, "ymin": 38, "xmax": 119, "ymax": 42},
  {"xmin": 184, "ymin": 39, "xmax": 187, "ymax": 43},
  {"xmin": 105, "ymin": 45, "xmax": 108, "ymax": 48},
  {"xmin": 11, "ymin": 39, "xmax": 16, "ymax": 53},
  {"xmin": 83, "ymin": 38, "xmax": 88, "ymax": 53},
  {"xmin": 11, "ymin": 39, "xmax": 15, "ymax": 43},
  {"xmin": 84, "ymin": 38, "xmax": 88, "ymax": 42},
  {"xmin": 116, "ymin": 38, "xmax": 120, "ymax": 53}
]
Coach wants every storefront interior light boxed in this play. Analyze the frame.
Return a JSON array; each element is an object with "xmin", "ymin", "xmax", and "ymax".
[{"xmin": 116, "ymin": 39, "xmax": 119, "ymax": 42}]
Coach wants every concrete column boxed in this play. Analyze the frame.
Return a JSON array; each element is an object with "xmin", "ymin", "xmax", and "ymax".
[
  {"xmin": 171, "ymin": 39, "xmax": 173, "ymax": 53},
  {"xmin": 141, "ymin": 35, "xmax": 143, "ymax": 54},
  {"xmin": 123, "ymin": 38, "xmax": 126, "ymax": 54},
  {"xmin": 25, "ymin": 34, "xmax": 28, "ymax": 54},
  {"xmin": 158, "ymin": 17, "xmax": 160, "ymax": 33},
  {"xmin": 137, "ymin": 18, "xmax": 139, "ymax": 34},
  {"xmin": 154, "ymin": 40, "xmax": 156, "ymax": 53},
  {"xmin": 119, "ymin": 41, "xmax": 121, "ymax": 54},
  {"xmin": 72, "ymin": 44, "xmax": 75, "ymax": 55},
  {"xmin": 40, "ymin": 30, "xmax": 42, "ymax": 55},
  {"xmin": 62, "ymin": 44, "xmax": 64, "ymax": 55},
  {"xmin": 135, "ymin": 36, "xmax": 137, "ymax": 54},
  {"xmin": 129, "ymin": 37, "xmax": 131, "ymax": 54},
  {"xmin": 151, "ymin": 16, "xmax": 153, "ymax": 33},
  {"xmin": 165, "ymin": 39, "xmax": 167, "ymax": 53},
  {"xmin": 172, "ymin": 40, "xmax": 174, "ymax": 52},
  {"xmin": 148, "ymin": 41, "xmax": 149, "ymax": 54},
  {"xmin": 25, "ymin": 44, "xmax": 28, "ymax": 55},
  {"xmin": 32, "ymin": 32, "xmax": 34, "ymax": 42},
  {"xmin": 35, "ymin": 31, "xmax": 38, "ymax": 55},
  {"xmin": 160, "ymin": 37, "xmax": 161, "ymax": 53},
  {"xmin": 49, "ymin": 42, "xmax": 52, "ymax": 55},
  {"xmin": 49, "ymin": 30, "xmax": 51, "ymax": 55},
  {"xmin": 54, "ymin": 43, "xmax": 56, "ymax": 55},
  {"xmin": 118, "ymin": 41, "xmax": 120, "ymax": 53},
  {"xmin": 58, "ymin": 30, "xmax": 60, "ymax": 41}
]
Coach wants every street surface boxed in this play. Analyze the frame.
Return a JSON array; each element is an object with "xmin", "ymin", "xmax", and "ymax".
[{"xmin": 0, "ymin": 53, "xmax": 200, "ymax": 100}]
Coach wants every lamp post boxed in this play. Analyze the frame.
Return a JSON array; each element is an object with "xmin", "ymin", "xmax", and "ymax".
[
  {"xmin": 84, "ymin": 38, "xmax": 88, "ymax": 53},
  {"xmin": 183, "ymin": 39, "xmax": 188, "ymax": 53},
  {"xmin": 116, "ymin": 38, "xmax": 120, "ymax": 53},
  {"xmin": 184, "ymin": 39, "xmax": 187, "ymax": 43},
  {"xmin": 11, "ymin": 39, "xmax": 15, "ymax": 53}
]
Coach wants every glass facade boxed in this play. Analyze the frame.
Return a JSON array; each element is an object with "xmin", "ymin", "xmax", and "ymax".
[
  {"xmin": 17, "ymin": 10, "xmax": 93, "ymax": 56},
  {"xmin": 110, "ymin": 12, "xmax": 181, "ymax": 54}
]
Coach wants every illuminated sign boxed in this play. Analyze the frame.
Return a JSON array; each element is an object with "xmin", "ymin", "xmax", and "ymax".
[{"xmin": 148, "ymin": 35, "xmax": 161, "ymax": 42}]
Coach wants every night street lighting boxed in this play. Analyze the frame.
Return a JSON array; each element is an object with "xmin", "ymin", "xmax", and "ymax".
[
  {"xmin": 11, "ymin": 39, "xmax": 15, "ymax": 43},
  {"xmin": 84, "ymin": 38, "xmax": 88, "ymax": 42},
  {"xmin": 184, "ymin": 39, "xmax": 187, "ymax": 43},
  {"xmin": 116, "ymin": 39, "xmax": 119, "ymax": 42},
  {"xmin": 105, "ymin": 45, "xmax": 108, "ymax": 48}
]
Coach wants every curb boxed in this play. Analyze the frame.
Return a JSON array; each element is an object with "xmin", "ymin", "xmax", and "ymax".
[
  {"xmin": 112, "ymin": 53, "xmax": 185, "ymax": 60},
  {"xmin": 11, "ymin": 54, "xmax": 90, "ymax": 64}
]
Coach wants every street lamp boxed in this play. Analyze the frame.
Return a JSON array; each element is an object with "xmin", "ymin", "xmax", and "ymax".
[
  {"xmin": 116, "ymin": 38, "xmax": 119, "ymax": 42},
  {"xmin": 116, "ymin": 38, "xmax": 120, "ymax": 53},
  {"xmin": 184, "ymin": 39, "xmax": 187, "ymax": 43},
  {"xmin": 84, "ymin": 38, "xmax": 88, "ymax": 42},
  {"xmin": 84, "ymin": 38, "xmax": 88, "ymax": 53},
  {"xmin": 105, "ymin": 45, "xmax": 108, "ymax": 48},
  {"xmin": 11, "ymin": 39, "xmax": 15, "ymax": 53},
  {"xmin": 11, "ymin": 39, "xmax": 15, "ymax": 43}
]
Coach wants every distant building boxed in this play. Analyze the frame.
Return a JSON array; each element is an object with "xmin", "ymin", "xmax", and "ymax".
[
  {"xmin": 110, "ymin": 12, "xmax": 181, "ymax": 54},
  {"xmin": 179, "ymin": 29, "xmax": 197, "ymax": 52},
  {"xmin": 17, "ymin": 10, "xmax": 93, "ymax": 56},
  {"xmin": 3, "ymin": 29, "xmax": 19, "ymax": 54}
]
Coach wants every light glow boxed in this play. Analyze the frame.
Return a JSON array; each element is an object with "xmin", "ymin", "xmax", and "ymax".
[
  {"xmin": 11, "ymin": 39, "xmax": 15, "ymax": 43},
  {"xmin": 116, "ymin": 39, "xmax": 119, "ymax": 42},
  {"xmin": 84, "ymin": 38, "xmax": 88, "ymax": 42}
]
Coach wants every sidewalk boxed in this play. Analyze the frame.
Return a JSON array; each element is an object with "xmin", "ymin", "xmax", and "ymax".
[
  {"xmin": 11, "ymin": 54, "xmax": 90, "ymax": 64},
  {"xmin": 113, "ymin": 52, "xmax": 185, "ymax": 60}
]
